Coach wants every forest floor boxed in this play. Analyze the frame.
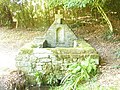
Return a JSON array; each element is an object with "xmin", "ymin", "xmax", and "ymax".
[
  {"xmin": 0, "ymin": 25, "xmax": 120, "ymax": 88},
  {"xmin": 0, "ymin": 27, "xmax": 45, "ymax": 75},
  {"xmin": 76, "ymin": 25, "xmax": 120, "ymax": 88}
]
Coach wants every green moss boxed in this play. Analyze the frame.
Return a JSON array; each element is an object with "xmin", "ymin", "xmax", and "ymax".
[
  {"xmin": 20, "ymin": 48, "xmax": 33, "ymax": 54},
  {"xmin": 31, "ymin": 44, "xmax": 38, "ymax": 48},
  {"xmin": 49, "ymin": 48, "xmax": 96, "ymax": 55}
]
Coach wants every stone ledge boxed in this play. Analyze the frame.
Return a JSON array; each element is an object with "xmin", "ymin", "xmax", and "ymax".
[{"xmin": 16, "ymin": 39, "xmax": 99, "ymax": 73}]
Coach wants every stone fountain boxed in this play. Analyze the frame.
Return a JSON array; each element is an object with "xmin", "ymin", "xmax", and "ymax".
[{"xmin": 15, "ymin": 10, "xmax": 99, "ymax": 85}]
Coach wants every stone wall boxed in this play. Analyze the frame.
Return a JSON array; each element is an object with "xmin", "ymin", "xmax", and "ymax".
[{"xmin": 15, "ymin": 39, "xmax": 99, "ymax": 80}]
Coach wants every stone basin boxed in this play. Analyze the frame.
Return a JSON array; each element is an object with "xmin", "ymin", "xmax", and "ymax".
[{"xmin": 15, "ymin": 38, "xmax": 99, "ymax": 75}]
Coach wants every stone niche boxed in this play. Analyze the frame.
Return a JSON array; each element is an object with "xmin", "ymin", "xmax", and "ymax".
[{"xmin": 15, "ymin": 10, "xmax": 99, "ymax": 84}]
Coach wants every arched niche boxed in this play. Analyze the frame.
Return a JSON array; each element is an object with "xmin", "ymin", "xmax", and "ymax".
[{"xmin": 56, "ymin": 27, "xmax": 64, "ymax": 44}]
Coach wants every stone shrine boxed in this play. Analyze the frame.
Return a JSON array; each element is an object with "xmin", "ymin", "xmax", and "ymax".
[
  {"xmin": 15, "ymin": 10, "xmax": 99, "ymax": 85},
  {"xmin": 45, "ymin": 10, "xmax": 77, "ymax": 47}
]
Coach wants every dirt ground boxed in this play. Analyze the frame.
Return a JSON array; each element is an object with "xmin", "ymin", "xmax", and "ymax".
[
  {"xmin": 76, "ymin": 25, "xmax": 120, "ymax": 87},
  {"xmin": 0, "ymin": 27, "xmax": 45, "ymax": 75},
  {"xmin": 0, "ymin": 25, "xmax": 120, "ymax": 88}
]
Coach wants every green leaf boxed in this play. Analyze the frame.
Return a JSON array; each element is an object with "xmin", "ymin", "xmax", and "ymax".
[
  {"xmin": 68, "ymin": 63, "xmax": 79, "ymax": 70},
  {"xmin": 93, "ymin": 65, "xmax": 97, "ymax": 71},
  {"xmin": 87, "ymin": 65, "xmax": 92, "ymax": 73},
  {"xmin": 72, "ymin": 65, "xmax": 81, "ymax": 73},
  {"xmin": 81, "ymin": 61, "xmax": 88, "ymax": 67}
]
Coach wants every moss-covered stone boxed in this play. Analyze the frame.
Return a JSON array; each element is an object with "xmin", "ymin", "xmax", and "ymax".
[
  {"xmin": 20, "ymin": 48, "xmax": 33, "ymax": 55},
  {"xmin": 15, "ymin": 38, "xmax": 99, "ymax": 86}
]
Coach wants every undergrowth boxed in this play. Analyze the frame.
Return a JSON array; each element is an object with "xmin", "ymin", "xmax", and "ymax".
[
  {"xmin": 51, "ymin": 56, "xmax": 98, "ymax": 90},
  {"xmin": 103, "ymin": 30, "xmax": 114, "ymax": 41}
]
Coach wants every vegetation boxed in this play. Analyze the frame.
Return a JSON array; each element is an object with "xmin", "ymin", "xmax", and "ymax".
[
  {"xmin": 30, "ymin": 56, "xmax": 98, "ymax": 89},
  {"xmin": 20, "ymin": 48, "xmax": 33, "ymax": 54},
  {"xmin": 0, "ymin": 0, "xmax": 120, "ymax": 33},
  {"xmin": 57, "ymin": 56, "xmax": 97, "ymax": 90},
  {"xmin": 0, "ymin": 0, "xmax": 120, "ymax": 90},
  {"xmin": 34, "ymin": 71, "xmax": 43, "ymax": 86},
  {"xmin": 48, "ymin": 0, "xmax": 113, "ymax": 33}
]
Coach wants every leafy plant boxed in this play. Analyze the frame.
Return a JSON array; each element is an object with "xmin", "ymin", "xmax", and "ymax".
[
  {"xmin": 60, "ymin": 56, "xmax": 97, "ymax": 90},
  {"xmin": 34, "ymin": 71, "xmax": 43, "ymax": 86},
  {"xmin": 43, "ymin": 64, "xmax": 63, "ymax": 86},
  {"xmin": 32, "ymin": 63, "xmax": 63, "ymax": 86},
  {"xmin": 48, "ymin": 0, "xmax": 113, "ymax": 33},
  {"xmin": 46, "ymin": 73, "xmax": 59, "ymax": 86}
]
